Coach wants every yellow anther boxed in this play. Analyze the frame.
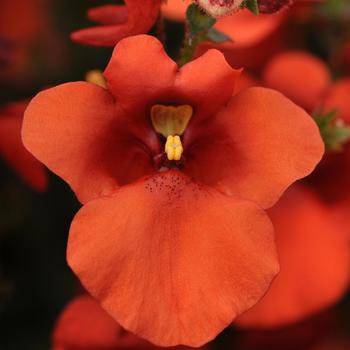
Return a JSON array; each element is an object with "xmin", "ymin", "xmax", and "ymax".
[
  {"xmin": 151, "ymin": 104, "xmax": 193, "ymax": 138},
  {"xmin": 85, "ymin": 69, "xmax": 107, "ymax": 88},
  {"xmin": 165, "ymin": 135, "xmax": 183, "ymax": 161}
]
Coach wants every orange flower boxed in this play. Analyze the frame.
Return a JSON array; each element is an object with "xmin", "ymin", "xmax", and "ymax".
[
  {"xmin": 71, "ymin": 0, "xmax": 164, "ymax": 46},
  {"xmin": 23, "ymin": 35, "xmax": 323, "ymax": 346},
  {"xmin": 237, "ymin": 185, "xmax": 350, "ymax": 329},
  {"xmin": 0, "ymin": 101, "xmax": 47, "ymax": 191}
]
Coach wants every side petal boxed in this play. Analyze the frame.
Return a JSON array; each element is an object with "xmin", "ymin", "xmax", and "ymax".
[
  {"xmin": 67, "ymin": 171, "xmax": 278, "ymax": 347},
  {"xmin": 22, "ymin": 82, "xmax": 157, "ymax": 203},
  {"xmin": 236, "ymin": 186, "xmax": 350, "ymax": 328},
  {"xmin": 0, "ymin": 111, "xmax": 47, "ymax": 192},
  {"xmin": 71, "ymin": 0, "xmax": 162, "ymax": 47},
  {"xmin": 262, "ymin": 51, "xmax": 331, "ymax": 111},
  {"xmin": 184, "ymin": 87, "xmax": 324, "ymax": 209}
]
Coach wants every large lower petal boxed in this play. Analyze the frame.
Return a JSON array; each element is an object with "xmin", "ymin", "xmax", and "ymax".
[
  {"xmin": 22, "ymin": 82, "xmax": 158, "ymax": 203},
  {"xmin": 237, "ymin": 186, "xmax": 350, "ymax": 329},
  {"xmin": 67, "ymin": 171, "xmax": 278, "ymax": 347},
  {"xmin": 71, "ymin": 0, "xmax": 163, "ymax": 47},
  {"xmin": 184, "ymin": 87, "xmax": 324, "ymax": 209},
  {"xmin": 262, "ymin": 51, "xmax": 330, "ymax": 111}
]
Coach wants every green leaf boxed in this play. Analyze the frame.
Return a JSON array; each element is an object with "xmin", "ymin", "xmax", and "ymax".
[
  {"xmin": 186, "ymin": 3, "xmax": 216, "ymax": 37},
  {"xmin": 241, "ymin": 0, "xmax": 259, "ymax": 16},
  {"xmin": 206, "ymin": 28, "xmax": 232, "ymax": 43},
  {"xmin": 314, "ymin": 110, "xmax": 350, "ymax": 151}
]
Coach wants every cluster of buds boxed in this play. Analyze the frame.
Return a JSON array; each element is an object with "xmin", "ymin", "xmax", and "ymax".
[
  {"xmin": 195, "ymin": 0, "xmax": 245, "ymax": 17},
  {"xmin": 195, "ymin": 0, "xmax": 294, "ymax": 17},
  {"xmin": 258, "ymin": 0, "xmax": 294, "ymax": 13}
]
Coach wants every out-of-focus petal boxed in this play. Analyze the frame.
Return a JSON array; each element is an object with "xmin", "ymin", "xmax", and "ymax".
[
  {"xmin": 0, "ymin": 102, "xmax": 47, "ymax": 191},
  {"xmin": 323, "ymin": 78, "xmax": 350, "ymax": 122},
  {"xmin": 237, "ymin": 186, "xmax": 350, "ymax": 328},
  {"xmin": 263, "ymin": 51, "xmax": 331, "ymax": 111},
  {"xmin": 71, "ymin": 0, "xmax": 163, "ymax": 47},
  {"xmin": 67, "ymin": 171, "xmax": 278, "ymax": 347}
]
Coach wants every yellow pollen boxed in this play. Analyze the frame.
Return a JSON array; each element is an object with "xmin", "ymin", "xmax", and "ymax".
[
  {"xmin": 85, "ymin": 69, "xmax": 107, "ymax": 88},
  {"xmin": 165, "ymin": 135, "xmax": 183, "ymax": 161}
]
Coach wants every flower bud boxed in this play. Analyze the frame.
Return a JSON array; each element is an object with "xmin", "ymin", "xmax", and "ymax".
[
  {"xmin": 195, "ymin": 0, "xmax": 245, "ymax": 18},
  {"xmin": 258, "ymin": 0, "xmax": 294, "ymax": 14}
]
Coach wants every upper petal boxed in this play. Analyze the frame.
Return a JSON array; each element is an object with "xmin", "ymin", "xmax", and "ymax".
[
  {"xmin": 105, "ymin": 35, "xmax": 239, "ymax": 121},
  {"xmin": 67, "ymin": 171, "xmax": 278, "ymax": 347},
  {"xmin": 105, "ymin": 35, "xmax": 178, "ymax": 113},
  {"xmin": 263, "ymin": 51, "xmax": 331, "ymax": 111},
  {"xmin": 22, "ymin": 82, "xmax": 157, "ymax": 204},
  {"xmin": 236, "ymin": 186, "xmax": 350, "ymax": 328},
  {"xmin": 183, "ymin": 87, "xmax": 324, "ymax": 209},
  {"xmin": 71, "ymin": 0, "xmax": 163, "ymax": 47}
]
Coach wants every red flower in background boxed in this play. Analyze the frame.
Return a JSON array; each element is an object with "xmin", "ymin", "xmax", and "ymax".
[
  {"xmin": 0, "ymin": 0, "xmax": 65, "ymax": 88},
  {"xmin": 71, "ymin": 0, "xmax": 164, "ymax": 46},
  {"xmin": 237, "ymin": 185, "xmax": 350, "ymax": 329},
  {"xmin": 23, "ymin": 35, "xmax": 323, "ymax": 346},
  {"xmin": 52, "ymin": 295, "xmax": 212, "ymax": 350},
  {"xmin": 0, "ymin": 101, "xmax": 47, "ymax": 191}
]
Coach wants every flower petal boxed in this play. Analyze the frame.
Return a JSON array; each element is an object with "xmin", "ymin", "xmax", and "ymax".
[
  {"xmin": 53, "ymin": 296, "xmax": 123, "ymax": 350},
  {"xmin": 105, "ymin": 35, "xmax": 239, "ymax": 123},
  {"xmin": 0, "ymin": 103, "xmax": 47, "ymax": 191},
  {"xmin": 71, "ymin": 0, "xmax": 163, "ymax": 47},
  {"xmin": 22, "ymin": 82, "xmax": 158, "ymax": 203},
  {"xmin": 176, "ymin": 49, "xmax": 241, "ymax": 120},
  {"xmin": 237, "ymin": 186, "xmax": 350, "ymax": 328},
  {"xmin": 323, "ymin": 78, "xmax": 350, "ymax": 122},
  {"xmin": 87, "ymin": 5, "xmax": 128, "ymax": 25},
  {"xmin": 263, "ymin": 51, "xmax": 331, "ymax": 111},
  {"xmin": 67, "ymin": 171, "xmax": 278, "ymax": 347},
  {"xmin": 183, "ymin": 87, "xmax": 324, "ymax": 209},
  {"xmin": 105, "ymin": 35, "xmax": 178, "ymax": 113}
]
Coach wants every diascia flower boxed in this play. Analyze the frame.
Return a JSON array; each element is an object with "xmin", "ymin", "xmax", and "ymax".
[
  {"xmin": 71, "ymin": 0, "xmax": 164, "ymax": 46},
  {"xmin": 0, "ymin": 101, "xmax": 47, "ymax": 191},
  {"xmin": 23, "ymin": 35, "xmax": 324, "ymax": 346}
]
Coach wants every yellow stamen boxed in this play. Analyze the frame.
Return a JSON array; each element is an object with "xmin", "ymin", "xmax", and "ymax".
[
  {"xmin": 85, "ymin": 69, "xmax": 107, "ymax": 88},
  {"xmin": 165, "ymin": 135, "xmax": 183, "ymax": 161},
  {"xmin": 151, "ymin": 104, "xmax": 193, "ymax": 138}
]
